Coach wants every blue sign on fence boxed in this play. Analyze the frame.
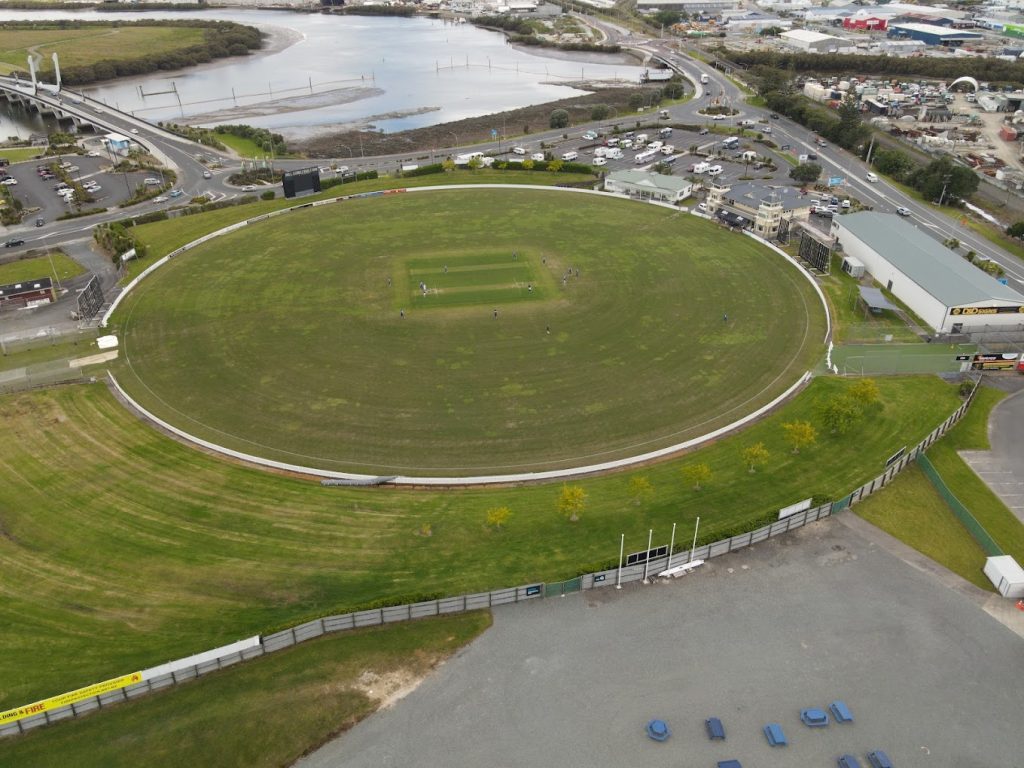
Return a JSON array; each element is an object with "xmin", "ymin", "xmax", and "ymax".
[
  {"xmin": 525, "ymin": 585, "xmax": 542, "ymax": 596},
  {"xmin": 828, "ymin": 176, "xmax": 844, "ymax": 187},
  {"xmin": 491, "ymin": 128, "xmax": 498, "ymax": 138},
  {"xmin": 593, "ymin": 574, "xmax": 606, "ymax": 583}
]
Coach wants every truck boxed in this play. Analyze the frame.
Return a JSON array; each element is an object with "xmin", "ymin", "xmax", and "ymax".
[
  {"xmin": 722, "ymin": 136, "xmax": 739, "ymax": 150},
  {"xmin": 700, "ymin": 73, "xmax": 709, "ymax": 84},
  {"xmin": 689, "ymin": 161, "xmax": 711, "ymax": 173}
]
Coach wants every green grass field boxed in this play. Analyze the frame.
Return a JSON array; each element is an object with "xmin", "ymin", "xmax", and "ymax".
[
  {"xmin": 0, "ymin": 147, "xmax": 42, "ymax": 164},
  {"xmin": 0, "ymin": 26, "xmax": 206, "ymax": 75},
  {"xmin": 820, "ymin": 254, "xmax": 920, "ymax": 344},
  {"xmin": 112, "ymin": 188, "xmax": 827, "ymax": 474},
  {"xmin": 0, "ymin": 612, "xmax": 490, "ymax": 768},
  {"xmin": 124, "ymin": 170, "xmax": 598, "ymax": 282},
  {"xmin": 0, "ymin": 252, "xmax": 84, "ymax": 286},
  {"xmin": 0, "ymin": 375, "xmax": 958, "ymax": 709}
]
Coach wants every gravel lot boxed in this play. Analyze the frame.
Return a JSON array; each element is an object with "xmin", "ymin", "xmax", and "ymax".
[{"xmin": 299, "ymin": 516, "xmax": 1024, "ymax": 768}]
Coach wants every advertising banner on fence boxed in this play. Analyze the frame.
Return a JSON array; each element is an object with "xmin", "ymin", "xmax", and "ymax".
[{"xmin": 0, "ymin": 672, "xmax": 142, "ymax": 724}]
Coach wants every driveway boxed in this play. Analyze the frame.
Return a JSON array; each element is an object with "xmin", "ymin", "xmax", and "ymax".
[
  {"xmin": 297, "ymin": 517, "xmax": 1023, "ymax": 768},
  {"xmin": 961, "ymin": 383, "xmax": 1024, "ymax": 525}
]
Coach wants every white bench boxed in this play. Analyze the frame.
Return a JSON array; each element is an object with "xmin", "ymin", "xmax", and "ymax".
[{"xmin": 658, "ymin": 559, "xmax": 705, "ymax": 578}]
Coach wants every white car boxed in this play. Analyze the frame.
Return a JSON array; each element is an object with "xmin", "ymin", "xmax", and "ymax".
[
  {"xmin": 242, "ymin": 185, "xmax": 256, "ymax": 192},
  {"xmin": 712, "ymin": 114, "xmax": 727, "ymax": 121},
  {"xmin": 337, "ymin": 166, "xmax": 349, "ymax": 173},
  {"xmin": 593, "ymin": 157, "xmax": 607, "ymax": 166},
  {"xmin": 86, "ymin": 151, "xmax": 101, "ymax": 157},
  {"xmin": 152, "ymin": 196, "xmax": 168, "ymax": 203},
  {"xmin": 896, "ymin": 206, "xmax": 911, "ymax": 216},
  {"xmin": 866, "ymin": 172, "xmax": 879, "ymax": 183},
  {"xmin": 531, "ymin": 153, "xmax": 545, "ymax": 162},
  {"xmin": 0, "ymin": 178, "xmax": 17, "ymax": 186},
  {"xmin": 512, "ymin": 146, "xmax": 527, "ymax": 155},
  {"xmin": 697, "ymin": 202, "xmax": 708, "ymax": 212},
  {"xmin": 130, "ymin": 128, "xmax": 139, "ymax": 134}
]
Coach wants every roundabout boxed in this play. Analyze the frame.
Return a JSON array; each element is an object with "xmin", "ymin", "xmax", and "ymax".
[{"xmin": 113, "ymin": 186, "xmax": 828, "ymax": 479}]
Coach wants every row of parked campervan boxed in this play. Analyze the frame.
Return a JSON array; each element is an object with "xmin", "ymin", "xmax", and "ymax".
[{"xmin": 687, "ymin": 161, "xmax": 723, "ymax": 177}]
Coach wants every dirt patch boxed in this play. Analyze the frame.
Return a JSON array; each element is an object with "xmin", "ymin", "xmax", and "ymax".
[
  {"xmin": 352, "ymin": 668, "xmax": 429, "ymax": 711},
  {"xmin": 294, "ymin": 85, "xmax": 666, "ymax": 159}
]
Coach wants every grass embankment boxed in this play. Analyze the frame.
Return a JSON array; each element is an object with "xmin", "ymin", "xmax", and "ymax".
[
  {"xmin": 114, "ymin": 188, "xmax": 825, "ymax": 473},
  {"xmin": 123, "ymin": 169, "xmax": 598, "ymax": 282},
  {"xmin": 0, "ymin": 26, "xmax": 206, "ymax": 75},
  {"xmin": 820, "ymin": 254, "xmax": 919, "ymax": 344},
  {"xmin": 855, "ymin": 385, "xmax": 1024, "ymax": 587},
  {"xmin": 0, "ymin": 252, "xmax": 85, "ymax": 285},
  {"xmin": 212, "ymin": 131, "xmax": 273, "ymax": 159},
  {"xmin": 0, "ymin": 147, "xmax": 42, "ymax": 164},
  {"xmin": 0, "ymin": 375, "xmax": 959, "ymax": 708},
  {"xmin": 0, "ymin": 338, "xmax": 98, "ymax": 372},
  {"xmin": 0, "ymin": 612, "xmax": 491, "ymax": 768}
]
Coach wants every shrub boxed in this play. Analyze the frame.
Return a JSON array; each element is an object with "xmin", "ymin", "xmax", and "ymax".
[
  {"xmin": 260, "ymin": 190, "xmax": 275, "ymax": 200},
  {"xmin": 550, "ymin": 109, "xmax": 570, "ymax": 129}
]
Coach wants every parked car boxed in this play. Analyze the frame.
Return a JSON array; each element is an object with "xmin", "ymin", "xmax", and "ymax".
[
  {"xmin": 896, "ymin": 206, "xmax": 911, "ymax": 216},
  {"xmin": 593, "ymin": 157, "xmax": 607, "ymax": 166},
  {"xmin": 86, "ymin": 151, "xmax": 101, "ymax": 157},
  {"xmin": 4, "ymin": 238, "xmax": 25, "ymax": 247},
  {"xmin": 143, "ymin": 178, "xmax": 161, "ymax": 186},
  {"xmin": 531, "ymin": 153, "xmax": 545, "ymax": 162},
  {"xmin": 0, "ymin": 178, "xmax": 17, "ymax": 185},
  {"xmin": 512, "ymin": 146, "xmax": 526, "ymax": 155}
]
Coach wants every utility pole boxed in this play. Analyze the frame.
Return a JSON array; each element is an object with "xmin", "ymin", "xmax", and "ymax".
[
  {"xmin": 938, "ymin": 173, "xmax": 952, "ymax": 207},
  {"xmin": 864, "ymin": 134, "xmax": 876, "ymax": 166}
]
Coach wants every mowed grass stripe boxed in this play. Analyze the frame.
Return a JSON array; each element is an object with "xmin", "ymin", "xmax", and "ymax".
[
  {"xmin": 113, "ymin": 189, "xmax": 827, "ymax": 473},
  {"xmin": 0, "ymin": 376, "xmax": 959, "ymax": 707}
]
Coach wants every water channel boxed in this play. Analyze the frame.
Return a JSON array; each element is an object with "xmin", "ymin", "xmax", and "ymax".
[{"xmin": 0, "ymin": 9, "xmax": 645, "ymax": 142}]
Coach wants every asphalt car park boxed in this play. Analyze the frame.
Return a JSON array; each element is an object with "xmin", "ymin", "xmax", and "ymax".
[
  {"xmin": 3, "ymin": 155, "xmax": 160, "ymax": 223},
  {"xmin": 298, "ymin": 517, "xmax": 1024, "ymax": 768}
]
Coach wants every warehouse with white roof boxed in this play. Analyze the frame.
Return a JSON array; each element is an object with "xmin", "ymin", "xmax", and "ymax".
[{"xmin": 831, "ymin": 212, "xmax": 1024, "ymax": 334}]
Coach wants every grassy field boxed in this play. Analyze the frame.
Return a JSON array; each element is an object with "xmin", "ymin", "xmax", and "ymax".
[
  {"xmin": 0, "ymin": 26, "xmax": 206, "ymax": 75},
  {"xmin": 0, "ymin": 612, "xmax": 490, "ymax": 768},
  {"xmin": 854, "ymin": 464, "xmax": 993, "ymax": 591},
  {"xmin": 125, "ymin": 169, "xmax": 598, "ymax": 282},
  {"xmin": 0, "ymin": 147, "xmax": 42, "ymax": 164},
  {"xmin": 0, "ymin": 375, "xmax": 959, "ymax": 708},
  {"xmin": 113, "ymin": 188, "xmax": 827, "ymax": 474},
  {"xmin": 0, "ymin": 252, "xmax": 84, "ymax": 285},
  {"xmin": 854, "ymin": 385, "xmax": 1024, "ymax": 586}
]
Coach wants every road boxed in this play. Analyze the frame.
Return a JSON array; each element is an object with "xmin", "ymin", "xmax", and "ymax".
[{"xmin": 2, "ymin": 39, "xmax": 1023, "ymax": 296}]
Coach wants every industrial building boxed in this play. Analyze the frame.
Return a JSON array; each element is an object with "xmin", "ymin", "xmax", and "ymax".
[
  {"xmin": 637, "ymin": 0, "xmax": 738, "ymax": 14},
  {"xmin": 831, "ymin": 212, "xmax": 1024, "ymax": 334},
  {"xmin": 887, "ymin": 22, "xmax": 984, "ymax": 47},
  {"xmin": 780, "ymin": 29, "xmax": 855, "ymax": 52},
  {"xmin": 0, "ymin": 277, "xmax": 56, "ymax": 309},
  {"xmin": 604, "ymin": 170, "xmax": 692, "ymax": 203}
]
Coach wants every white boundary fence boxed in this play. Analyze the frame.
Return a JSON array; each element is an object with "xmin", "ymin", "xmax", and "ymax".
[
  {"xmin": 0, "ymin": 381, "xmax": 978, "ymax": 740},
  {"xmin": 102, "ymin": 184, "xmax": 830, "ymax": 486}
]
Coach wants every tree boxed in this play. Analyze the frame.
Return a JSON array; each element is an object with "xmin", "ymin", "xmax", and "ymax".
[
  {"xmin": 550, "ymin": 109, "xmax": 570, "ymax": 129},
  {"xmin": 442, "ymin": 157, "xmax": 455, "ymax": 173},
  {"xmin": 830, "ymin": 93, "xmax": 868, "ymax": 150},
  {"xmin": 467, "ymin": 155, "xmax": 483, "ymax": 171},
  {"xmin": 1007, "ymin": 221, "xmax": 1024, "ymax": 239},
  {"xmin": 629, "ymin": 476, "xmax": 654, "ymax": 505},
  {"xmin": 682, "ymin": 462, "xmax": 712, "ymax": 491},
  {"xmin": 591, "ymin": 104, "xmax": 611, "ymax": 121},
  {"xmin": 628, "ymin": 92, "xmax": 646, "ymax": 110},
  {"xmin": 873, "ymin": 148, "xmax": 914, "ymax": 180},
  {"xmin": 789, "ymin": 163, "xmax": 822, "ymax": 183},
  {"xmin": 547, "ymin": 159, "xmax": 564, "ymax": 173},
  {"xmin": 558, "ymin": 484, "xmax": 586, "ymax": 522},
  {"xmin": 486, "ymin": 506, "xmax": 511, "ymax": 530},
  {"xmin": 848, "ymin": 378, "xmax": 880, "ymax": 406},
  {"xmin": 522, "ymin": 158, "xmax": 535, "ymax": 170},
  {"xmin": 652, "ymin": 161, "xmax": 674, "ymax": 175},
  {"xmin": 652, "ymin": 9, "xmax": 681, "ymax": 27},
  {"xmin": 741, "ymin": 442, "xmax": 770, "ymax": 473},
  {"xmin": 782, "ymin": 420, "xmax": 817, "ymax": 453},
  {"xmin": 908, "ymin": 156, "xmax": 978, "ymax": 204},
  {"xmin": 662, "ymin": 82, "xmax": 685, "ymax": 100},
  {"xmin": 820, "ymin": 395, "xmax": 861, "ymax": 435}
]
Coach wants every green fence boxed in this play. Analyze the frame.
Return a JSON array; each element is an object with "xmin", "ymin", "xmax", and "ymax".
[
  {"xmin": 545, "ymin": 577, "xmax": 582, "ymax": 598},
  {"xmin": 917, "ymin": 453, "xmax": 1003, "ymax": 557}
]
